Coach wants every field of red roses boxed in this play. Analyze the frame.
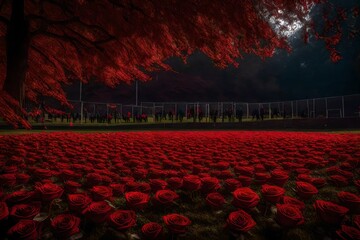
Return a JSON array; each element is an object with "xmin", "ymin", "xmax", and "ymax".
[{"xmin": 0, "ymin": 131, "xmax": 359, "ymax": 240}]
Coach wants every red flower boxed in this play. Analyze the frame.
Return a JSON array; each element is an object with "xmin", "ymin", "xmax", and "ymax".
[
  {"xmin": 15, "ymin": 173, "xmax": 30, "ymax": 185},
  {"xmin": 91, "ymin": 186, "xmax": 113, "ymax": 201},
  {"xmin": 261, "ymin": 184, "xmax": 285, "ymax": 204},
  {"xmin": 51, "ymin": 214, "xmax": 81, "ymax": 239},
  {"xmin": 5, "ymin": 190, "xmax": 34, "ymax": 205},
  {"xmin": 64, "ymin": 181, "xmax": 81, "ymax": 193},
  {"xmin": 328, "ymin": 175, "xmax": 349, "ymax": 187},
  {"xmin": 338, "ymin": 191, "xmax": 360, "ymax": 212},
  {"xmin": 182, "ymin": 175, "xmax": 202, "ymax": 191},
  {"xmin": 10, "ymin": 202, "xmax": 41, "ymax": 221},
  {"xmin": 232, "ymin": 187, "xmax": 260, "ymax": 209},
  {"xmin": 35, "ymin": 183, "xmax": 64, "ymax": 202},
  {"xmin": 226, "ymin": 209, "xmax": 256, "ymax": 233},
  {"xmin": 166, "ymin": 177, "xmax": 183, "ymax": 190},
  {"xmin": 109, "ymin": 183, "xmax": 126, "ymax": 196},
  {"xmin": 237, "ymin": 176, "xmax": 252, "ymax": 187},
  {"xmin": 7, "ymin": 220, "xmax": 38, "ymax": 240},
  {"xmin": 276, "ymin": 204, "xmax": 305, "ymax": 228},
  {"xmin": 125, "ymin": 192, "xmax": 150, "ymax": 210},
  {"xmin": 311, "ymin": 178, "xmax": 326, "ymax": 188},
  {"xmin": 254, "ymin": 173, "xmax": 270, "ymax": 185},
  {"xmin": 108, "ymin": 210, "xmax": 136, "ymax": 231},
  {"xmin": 336, "ymin": 225, "xmax": 360, "ymax": 240},
  {"xmin": 163, "ymin": 213, "xmax": 191, "ymax": 234},
  {"xmin": 313, "ymin": 200, "xmax": 349, "ymax": 225},
  {"xmin": 149, "ymin": 179, "xmax": 168, "ymax": 192},
  {"xmin": 82, "ymin": 201, "xmax": 112, "ymax": 223},
  {"xmin": 0, "ymin": 174, "xmax": 17, "ymax": 187},
  {"xmin": 270, "ymin": 169, "xmax": 289, "ymax": 187},
  {"xmin": 141, "ymin": 222, "xmax": 163, "ymax": 240},
  {"xmin": 0, "ymin": 201, "xmax": 9, "ymax": 221},
  {"xmin": 296, "ymin": 181, "xmax": 318, "ymax": 200},
  {"xmin": 153, "ymin": 190, "xmax": 179, "ymax": 207},
  {"xmin": 224, "ymin": 178, "xmax": 242, "ymax": 192},
  {"xmin": 201, "ymin": 177, "xmax": 221, "ymax": 193},
  {"xmin": 206, "ymin": 192, "xmax": 226, "ymax": 209},
  {"xmin": 282, "ymin": 196, "xmax": 305, "ymax": 212},
  {"xmin": 67, "ymin": 194, "xmax": 92, "ymax": 213}
]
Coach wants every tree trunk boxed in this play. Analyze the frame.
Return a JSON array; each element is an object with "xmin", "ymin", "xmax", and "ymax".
[{"xmin": 3, "ymin": 0, "xmax": 29, "ymax": 108}]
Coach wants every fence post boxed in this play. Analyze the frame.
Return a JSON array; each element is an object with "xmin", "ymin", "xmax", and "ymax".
[
  {"xmin": 80, "ymin": 101, "xmax": 84, "ymax": 124},
  {"xmin": 246, "ymin": 103, "xmax": 249, "ymax": 119},
  {"xmin": 307, "ymin": 99, "xmax": 309, "ymax": 118},
  {"xmin": 313, "ymin": 99, "xmax": 315, "ymax": 118},
  {"xmin": 268, "ymin": 103, "xmax": 271, "ymax": 119},
  {"xmin": 342, "ymin": 96, "xmax": 345, "ymax": 118},
  {"xmin": 291, "ymin": 101, "xmax": 294, "ymax": 119},
  {"xmin": 325, "ymin": 98, "xmax": 328, "ymax": 118}
]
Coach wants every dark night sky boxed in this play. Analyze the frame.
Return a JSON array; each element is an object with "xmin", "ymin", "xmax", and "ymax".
[{"xmin": 67, "ymin": 3, "xmax": 360, "ymax": 104}]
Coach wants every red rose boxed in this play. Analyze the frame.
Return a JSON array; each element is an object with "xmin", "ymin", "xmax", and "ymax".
[
  {"xmin": 234, "ymin": 166, "xmax": 254, "ymax": 177},
  {"xmin": 10, "ymin": 202, "xmax": 41, "ymax": 221},
  {"xmin": 82, "ymin": 201, "xmax": 112, "ymax": 223},
  {"xmin": 226, "ymin": 209, "xmax": 256, "ymax": 233},
  {"xmin": 7, "ymin": 220, "xmax": 38, "ymax": 240},
  {"xmin": 311, "ymin": 177, "xmax": 326, "ymax": 188},
  {"xmin": 51, "ymin": 214, "xmax": 81, "ymax": 239},
  {"xmin": 282, "ymin": 196, "xmax": 305, "ymax": 212},
  {"xmin": 110, "ymin": 183, "xmax": 126, "ymax": 196},
  {"xmin": 67, "ymin": 194, "xmax": 92, "ymax": 213},
  {"xmin": 108, "ymin": 210, "xmax": 136, "ymax": 231},
  {"xmin": 182, "ymin": 175, "xmax": 201, "ymax": 191},
  {"xmin": 86, "ymin": 173, "xmax": 103, "ymax": 186},
  {"xmin": 149, "ymin": 179, "xmax": 168, "ymax": 192},
  {"xmin": 35, "ymin": 183, "xmax": 64, "ymax": 202},
  {"xmin": 153, "ymin": 190, "xmax": 179, "ymax": 207},
  {"xmin": 0, "ymin": 174, "xmax": 17, "ymax": 186},
  {"xmin": 329, "ymin": 175, "xmax": 349, "ymax": 187},
  {"xmin": 261, "ymin": 184, "xmax": 285, "ymax": 204},
  {"xmin": 224, "ymin": 178, "xmax": 242, "ymax": 192},
  {"xmin": 133, "ymin": 168, "xmax": 148, "ymax": 179},
  {"xmin": 16, "ymin": 173, "xmax": 30, "ymax": 185},
  {"xmin": 33, "ymin": 168, "xmax": 53, "ymax": 179},
  {"xmin": 254, "ymin": 173, "xmax": 270, "ymax": 185},
  {"xmin": 336, "ymin": 225, "xmax": 360, "ymax": 240},
  {"xmin": 167, "ymin": 177, "xmax": 183, "ymax": 190},
  {"xmin": 232, "ymin": 187, "xmax": 260, "ymax": 209},
  {"xmin": 201, "ymin": 177, "xmax": 221, "ymax": 193},
  {"xmin": 296, "ymin": 181, "xmax": 318, "ymax": 200},
  {"xmin": 91, "ymin": 186, "xmax": 113, "ymax": 201},
  {"xmin": 270, "ymin": 169, "xmax": 289, "ymax": 187},
  {"xmin": 126, "ymin": 182, "xmax": 151, "ymax": 193},
  {"xmin": 61, "ymin": 169, "xmax": 82, "ymax": 181},
  {"xmin": 64, "ymin": 181, "xmax": 82, "ymax": 193},
  {"xmin": 5, "ymin": 190, "xmax": 34, "ymax": 205},
  {"xmin": 142, "ymin": 222, "xmax": 163, "ymax": 240},
  {"xmin": 238, "ymin": 176, "xmax": 252, "ymax": 187},
  {"xmin": 163, "ymin": 213, "xmax": 191, "ymax": 234},
  {"xmin": 0, "ymin": 201, "xmax": 9, "ymax": 221},
  {"xmin": 338, "ymin": 191, "xmax": 360, "ymax": 212},
  {"xmin": 276, "ymin": 204, "xmax": 305, "ymax": 227},
  {"xmin": 314, "ymin": 200, "xmax": 349, "ymax": 225},
  {"xmin": 206, "ymin": 192, "xmax": 226, "ymax": 209},
  {"xmin": 125, "ymin": 192, "xmax": 150, "ymax": 210}
]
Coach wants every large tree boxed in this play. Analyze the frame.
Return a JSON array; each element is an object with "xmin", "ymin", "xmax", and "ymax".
[{"xmin": 0, "ymin": 0, "xmax": 357, "ymax": 127}]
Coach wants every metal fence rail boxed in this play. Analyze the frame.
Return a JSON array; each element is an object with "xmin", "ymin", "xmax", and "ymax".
[{"xmin": 24, "ymin": 94, "xmax": 360, "ymax": 124}]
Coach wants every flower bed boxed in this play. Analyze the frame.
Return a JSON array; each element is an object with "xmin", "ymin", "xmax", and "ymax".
[{"xmin": 0, "ymin": 131, "xmax": 359, "ymax": 239}]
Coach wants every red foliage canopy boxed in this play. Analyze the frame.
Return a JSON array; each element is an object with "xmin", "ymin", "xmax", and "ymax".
[{"xmin": 0, "ymin": 0, "xmax": 357, "ymax": 127}]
